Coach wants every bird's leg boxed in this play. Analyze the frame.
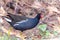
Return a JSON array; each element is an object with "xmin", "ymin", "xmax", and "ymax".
[
  {"xmin": 20, "ymin": 31, "xmax": 23, "ymax": 35},
  {"xmin": 19, "ymin": 31, "xmax": 26, "ymax": 40}
]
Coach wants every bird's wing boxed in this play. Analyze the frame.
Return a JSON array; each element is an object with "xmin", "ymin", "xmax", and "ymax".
[
  {"xmin": 7, "ymin": 13, "xmax": 29, "ymax": 22},
  {"xmin": 16, "ymin": 19, "xmax": 28, "ymax": 23},
  {"xmin": 13, "ymin": 19, "xmax": 29, "ymax": 26}
]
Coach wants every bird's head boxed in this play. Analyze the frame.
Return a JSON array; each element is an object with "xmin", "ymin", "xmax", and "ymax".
[
  {"xmin": 35, "ymin": 13, "xmax": 43, "ymax": 20},
  {"xmin": 33, "ymin": 9, "xmax": 43, "ymax": 19},
  {"xmin": 39, "ymin": 13, "xmax": 43, "ymax": 19}
]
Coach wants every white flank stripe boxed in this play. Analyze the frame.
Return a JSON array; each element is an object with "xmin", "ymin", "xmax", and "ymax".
[{"xmin": 16, "ymin": 19, "xmax": 28, "ymax": 23}]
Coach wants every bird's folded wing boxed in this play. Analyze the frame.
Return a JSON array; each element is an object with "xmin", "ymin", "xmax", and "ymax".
[
  {"xmin": 13, "ymin": 19, "xmax": 28, "ymax": 26},
  {"xmin": 7, "ymin": 13, "xmax": 29, "ymax": 22}
]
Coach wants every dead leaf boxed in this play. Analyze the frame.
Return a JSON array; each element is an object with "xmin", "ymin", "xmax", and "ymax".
[
  {"xmin": 31, "ymin": 0, "xmax": 41, "ymax": 8},
  {"xmin": 53, "ymin": 25, "xmax": 60, "ymax": 33},
  {"xmin": 0, "ymin": 18, "xmax": 3, "ymax": 23},
  {"xmin": 0, "ymin": 6, "xmax": 7, "ymax": 16},
  {"xmin": 57, "ymin": 17, "xmax": 60, "ymax": 24},
  {"xmin": 47, "ymin": 6, "xmax": 60, "ymax": 13}
]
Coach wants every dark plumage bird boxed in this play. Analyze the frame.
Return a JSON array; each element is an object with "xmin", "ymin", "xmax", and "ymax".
[{"xmin": 3, "ymin": 13, "xmax": 42, "ymax": 32}]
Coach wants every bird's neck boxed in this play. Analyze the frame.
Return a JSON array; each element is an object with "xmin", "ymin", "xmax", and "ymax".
[{"xmin": 35, "ymin": 14, "xmax": 40, "ymax": 20}]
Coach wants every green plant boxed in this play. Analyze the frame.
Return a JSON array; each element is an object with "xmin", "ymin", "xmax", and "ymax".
[
  {"xmin": 0, "ymin": 34, "xmax": 17, "ymax": 40},
  {"xmin": 38, "ymin": 24, "xmax": 50, "ymax": 37},
  {"xmin": 53, "ymin": 31, "xmax": 58, "ymax": 36},
  {"xmin": 38, "ymin": 24, "xmax": 47, "ymax": 32}
]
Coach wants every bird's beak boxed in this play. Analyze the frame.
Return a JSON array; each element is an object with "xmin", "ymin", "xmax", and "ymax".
[{"xmin": 40, "ymin": 14, "xmax": 43, "ymax": 19}]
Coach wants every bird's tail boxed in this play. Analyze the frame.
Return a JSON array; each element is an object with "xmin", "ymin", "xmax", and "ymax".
[
  {"xmin": 2, "ymin": 16, "xmax": 12, "ymax": 22},
  {"xmin": 7, "ymin": 13, "xmax": 14, "ymax": 21}
]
